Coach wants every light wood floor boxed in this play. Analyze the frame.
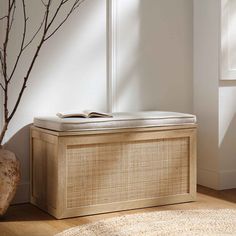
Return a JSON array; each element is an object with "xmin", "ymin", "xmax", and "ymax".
[{"xmin": 0, "ymin": 186, "xmax": 236, "ymax": 236}]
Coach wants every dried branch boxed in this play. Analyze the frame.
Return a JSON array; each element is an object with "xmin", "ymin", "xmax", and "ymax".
[
  {"xmin": 8, "ymin": 0, "xmax": 27, "ymax": 83},
  {"xmin": 74, "ymin": 0, "xmax": 86, "ymax": 10},
  {"xmin": 9, "ymin": 0, "xmax": 16, "ymax": 31},
  {"xmin": 62, "ymin": 0, "xmax": 70, "ymax": 4},
  {"xmin": 44, "ymin": 0, "xmax": 85, "ymax": 41},
  {"xmin": 2, "ymin": 0, "xmax": 13, "ymax": 123},
  {"xmin": 41, "ymin": 0, "xmax": 47, "ymax": 7},
  {"xmin": 8, "ymin": 0, "xmax": 58, "ymax": 121},
  {"xmin": 0, "ymin": 83, "xmax": 5, "ymax": 91},
  {"xmin": 44, "ymin": 0, "xmax": 52, "ymax": 33},
  {"xmin": 0, "ymin": 15, "xmax": 8, "ymax": 21},
  {"xmin": 0, "ymin": 51, "xmax": 5, "ymax": 75},
  {"xmin": 8, "ymin": 39, "xmax": 45, "ymax": 122},
  {"xmin": 2, "ymin": 0, "xmax": 11, "ymax": 82},
  {"xmin": 9, "ymin": 0, "xmax": 15, "ymax": 11},
  {"xmin": 0, "ymin": 0, "xmax": 86, "ymax": 146},
  {"xmin": 45, "ymin": 0, "xmax": 65, "ymax": 31},
  {"xmin": 22, "ymin": 14, "xmax": 46, "ymax": 51}
]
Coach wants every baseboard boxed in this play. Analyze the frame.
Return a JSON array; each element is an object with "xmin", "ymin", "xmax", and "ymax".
[
  {"xmin": 219, "ymin": 170, "xmax": 236, "ymax": 190},
  {"xmin": 197, "ymin": 168, "xmax": 220, "ymax": 190},
  {"xmin": 12, "ymin": 182, "xmax": 30, "ymax": 204}
]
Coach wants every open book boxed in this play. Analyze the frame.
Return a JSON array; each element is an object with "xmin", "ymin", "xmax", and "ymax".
[{"xmin": 56, "ymin": 110, "xmax": 113, "ymax": 119}]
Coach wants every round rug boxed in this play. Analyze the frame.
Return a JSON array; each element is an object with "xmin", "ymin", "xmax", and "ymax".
[{"xmin": 55, "ymin": 209, "xmax": 236, "ymax": 236}]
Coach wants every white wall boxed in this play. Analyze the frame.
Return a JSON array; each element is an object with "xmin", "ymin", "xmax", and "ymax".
[
  {"xmin": 0, "ymin": 0, "xmax": 6, "ymax": 135},
  {"xmin": 219, "ymin": 0, "xmax": 236, "ymax": 189},
  {"xmin": 194, "ymin": 0, "xmax": 236, "ymax": 190},
  {"xmin": 4, "ymin": 0, "xmax": 236, "ymax": 201},
  {"xmin": 193, "ymin": 0, "xmax": 220, "ymax": 189},
  {"xmin": 0, "ymin": 0, "xmax": 107, "ymax": 203},
  {"xmin": 219, "ymin": 85, "xmax": 236, "ymax": 189},
  {"xmin": 112, "ymin": 0, "xmax": 193, "ymax": 113},
  {"xmin": 0, "ymin": 0, "xmax": 194, "ymax": 203}
]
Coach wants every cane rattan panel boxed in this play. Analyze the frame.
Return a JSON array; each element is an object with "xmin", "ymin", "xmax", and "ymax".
[{"xmin": 66, "ymin": 137, "xmax": 189, "ymax": 209}]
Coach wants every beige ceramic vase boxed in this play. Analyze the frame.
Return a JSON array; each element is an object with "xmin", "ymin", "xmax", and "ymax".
[{"xmin": 0, "ymin": 149, "xmax": 20, "ymax": 216}]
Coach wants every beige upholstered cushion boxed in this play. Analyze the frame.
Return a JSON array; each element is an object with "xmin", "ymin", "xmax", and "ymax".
[{"xmin": 34, "ymin": 111, "xmax": 196, "ymax": 132}]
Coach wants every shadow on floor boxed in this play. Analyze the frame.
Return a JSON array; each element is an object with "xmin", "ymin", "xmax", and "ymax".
[
  {"xmin": 1, "ymin": 185, "xmax": 236, "ymax": 223},
  {"xmin": 197, "ymin": 185, "xmax": 236, "ymax": 204},
  {"xmin": 1, "ymin": 204, "xmax": 54, "ymax": 222}
]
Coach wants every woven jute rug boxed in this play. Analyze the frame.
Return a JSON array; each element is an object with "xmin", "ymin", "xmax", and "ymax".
[{"xmin": 55, "ymin": 209, "xmax": 236, "ymax": 236}]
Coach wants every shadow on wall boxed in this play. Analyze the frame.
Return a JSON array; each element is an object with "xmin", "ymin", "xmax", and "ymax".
[
  {"xmin": 1, "ymin": 0, "xmax": 107, "ymax": 203},
  {"xmin": 7, "ymin": 0, "xmax": 106, "ymax": 113},
  {"xmin": 3, "ymin": 125, "xmax": 31, "ymax": 203}
]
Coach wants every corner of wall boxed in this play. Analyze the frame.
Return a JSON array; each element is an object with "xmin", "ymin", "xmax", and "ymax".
[
  {"xmin": 219, "ymin": 170, "xmax": 236, "ymax": 190},
  {"xmin": 12, "ymin": 182, "xmax": 30, "ymax": 204},
  {"xmin": 197, "ymin": 168, "xmax": 220, "ymax": 190},
  {"xmin": 193, "ymin": 0, "xmax": 221, "ymax": 190}
]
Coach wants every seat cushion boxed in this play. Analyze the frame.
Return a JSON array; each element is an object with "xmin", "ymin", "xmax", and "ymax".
[{"xmin": 33, "ymin": 111, "xmax": 197, "ymax": 132}]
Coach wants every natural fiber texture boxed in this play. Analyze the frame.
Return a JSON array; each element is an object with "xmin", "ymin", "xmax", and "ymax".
[
  {"xmin": 55, "ymin": 209, "xmax": 236, "ymax": 236},
  {"xmin": 66, "ymin": 138, "xmax": 189, "ymax": 208}
]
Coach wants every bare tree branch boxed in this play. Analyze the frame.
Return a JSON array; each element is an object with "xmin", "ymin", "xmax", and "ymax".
[
  {"xmin": 0, "ymin": 51, "xmax": 5, "ymax": 75},
  {"xmin": 74, "ymin": 0, "xmax": 86, "ymax": 10},
  {"xmin": 44, "ymin": 0, "xmax": 52, "ymax": 33},
  {"xmin": 9, "ymin": 0, "xmax": 16, "ymax": 31},
  {"xmin": 0, "ymin": 70, "xmax": 4, "ymax": 79},
  {"xmin": 3, "ymin": 0, "xmax": 11, "ymax": 82},
  {"xmin": 8, "ymin": 0, "xmax": 27, "ymax": 83},
  {"xmin": 9, "ymin": 0, "xmax": 15, "ymax": 11},
  {"xmin": 0, "ymin": 83, "xmax": 5, "ymax": 91},
  {"xmin": 0, "ymin": 49, "xmax": 4, "ymax": 80},
  {"xmin": 62, "ymin": 0, "xmax": 70, "ymax": 4},
  {"xmin": 8, "ymin": 0, "xmax": 51, "ymax": 122},
  {"xmin": 45, "ymin": 0, "xmax": 65, "ymax": 31},
  {"xmin": 22, "ymin": 14, "xmax": 46, "ymax": 51},
  {"xmin": 0, "ymin": 0, "xmax": 87, "ymax": 146},
  {"xmin": 0, "ymin": 15, "xmax": 8, "ymax": 21},
  {"xmin": 44, "ymin": 0, "xmax": 85, "ymax": 41},
  {"xmin": 8, "ymin": 39, "xmax": 45, "ymax": 122},
  {"xmin": 41, "ymin": 0, "xmax": 47, "ymax": 7},
  {"xmin": 2, "ymin": 0, "xmax": 12, "ymax": 123}
]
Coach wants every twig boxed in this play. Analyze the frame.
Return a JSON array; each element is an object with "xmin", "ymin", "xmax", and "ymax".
[
  {"xmin": 0, "ymin": 83, "xmax": 5, "ymax": 91},
  {"xmin": 9, "ymin": 0, "xmax": 15, "ymax": 11},
  {"xmin": 8, "ymin": 0, "xmax": 50, "ymax": 121},
  {"xmin": 0, "ymin": 51, "xmax": 5, "ymax": 72},
  {"xmin": 62, "ymin": 0, "xmax": 70, "ymax": 4},
  {"xmin": 22, "ymin": 13, "xmax": 46, "ymax": 51},
  {"xmin": 41, "ymin": 0, "xmax": 47, "ymax": 7},
  {"xmin": 44, "ymin": 0, "xmax": 85, "ymax": 41},
  {"xmin": 8, "ymin": 0, "xmax": 27, "ymax": 83},
  {"xmin": 2, "ymin": 0, "xmax": 12, "ymax": 123},
  {"xmin": 0, "ymin": 0, "xmax": 87, "ymax": 146},
  {"xmin": 44, "ymin": 0, "xmax": 52, "ymax": 33},
  {"xmin": 45, "ymin": 0, "xmax": 65, "ymax": 31},
  {"xmin": 3, "ymin": 0, "xmax": 11, "ymax": 82},
  {"xmin": 9, "ymin": 0, "xmax": 16, "ymax": 31},
  {"xmin": 74, "ymin": 0, "xmax": 86, "ymax": 10},
  {"xmin": 8, "ymin": 39, "xmax": 45, "ymax": 122},
  {"xmin": 0, "ymin": 15, "xmax": 8, "ymax": 21}
]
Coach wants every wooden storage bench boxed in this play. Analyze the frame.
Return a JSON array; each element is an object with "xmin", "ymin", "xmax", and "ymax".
[{"xmin": 30, "ymin": 111, "xmax": 197, "ymax": 219}]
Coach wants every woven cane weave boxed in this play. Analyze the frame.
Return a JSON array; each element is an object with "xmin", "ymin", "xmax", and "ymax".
[{"xmin": 66, "ymin": 137, "xmax": 189, "ymax": 209}]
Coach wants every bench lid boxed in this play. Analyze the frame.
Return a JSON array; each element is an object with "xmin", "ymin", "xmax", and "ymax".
[{"xmin": 33, "ymin": 111, "xmax": 197, "ymax": 132}]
